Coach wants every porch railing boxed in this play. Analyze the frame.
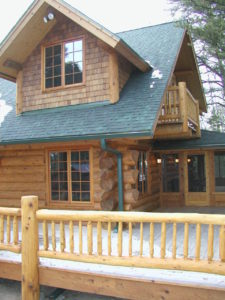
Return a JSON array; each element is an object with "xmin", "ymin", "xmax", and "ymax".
[
  {"xmin": 159, "ymin": 82, "xmax": 200, "ymax": 132},
  {"xmin": 0, "ymin": 196, "xmax": 225, "ymax": 299}
]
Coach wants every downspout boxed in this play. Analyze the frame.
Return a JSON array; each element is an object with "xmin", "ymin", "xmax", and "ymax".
[{"xmin": 100, "ymin": 138, "xmax": 124, "ymax": 211}]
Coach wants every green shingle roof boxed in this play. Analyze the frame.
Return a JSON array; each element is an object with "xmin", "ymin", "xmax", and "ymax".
[
  {"xmin": 0, "ymin": 22, "xmax": 184, "ymax": 145},
  {"xmin": 154, "ymin": 130, "xmax": 225, "ymax": 150}
]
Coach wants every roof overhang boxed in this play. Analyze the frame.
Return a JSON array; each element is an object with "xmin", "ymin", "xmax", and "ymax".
[{"xmin": 0, "ymin": 0, "xmax": 150, "ymax": 82}]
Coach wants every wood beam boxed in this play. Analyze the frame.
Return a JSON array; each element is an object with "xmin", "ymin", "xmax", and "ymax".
[{"xmin": 109, "ymin": 52, "xmax": 119, "ymax": 103}]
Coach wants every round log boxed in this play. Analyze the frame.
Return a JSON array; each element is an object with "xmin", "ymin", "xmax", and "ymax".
[
  {"xmin": 123, "ymin": 151, "xmax": 139, "ymax": 166},
  {"xmin": 99, "ymin": 157, "xmax": 115, "ymax": 169},
  {"xmin": 124, "ymin": 189, "xmax": 139, "ymax": 203},
  {"xmin": 123, "ymin": 169, "xmax": 139, "ymax": 184}
]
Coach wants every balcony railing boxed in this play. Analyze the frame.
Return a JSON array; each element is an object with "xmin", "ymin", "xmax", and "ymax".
[{"xmin": 159, "ymin": 82, "xmax": 200, "ymax": 134}]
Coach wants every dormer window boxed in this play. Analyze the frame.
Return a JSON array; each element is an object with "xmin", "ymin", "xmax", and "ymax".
[{"xmin": 43, "ymin": 38, "xmax": 84, "ymax": 90}]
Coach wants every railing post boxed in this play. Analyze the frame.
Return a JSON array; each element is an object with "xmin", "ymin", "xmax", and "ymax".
[
  {"xmin": 178, "ymin": 82, "xmax": 188, "ymax": 132},
  {"xmin": 21, "ymin": 196, "xmax": 39, "ymax": 300}
]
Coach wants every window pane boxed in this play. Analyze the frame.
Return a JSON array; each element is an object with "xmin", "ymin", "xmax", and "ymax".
[
  {"xmin": 214, "ymin": 152, "xmax": 225, "ymax": 192},
  {"xmin": 74, "ymin": 72, "xmax": 82, "ymax": 83},
  {"xmin": 72, "ymin": 192, "xmax": 80, "ymax": 201},
  {"xmin": 54, "ymin": 45, "xmax": 61, "ymax": 55},
  {"xmin": 54, "ymin": 54, "xmax": 61, "ymax": 66},
  {"xmin": 54, "ymin": 76, "xmax": 61, "ymax": 87},
  {"xmin": 45, "ymin": 78, "xmax": 53, "ymax": 88},
  {"xmin": 71, "ymin": 151, "xmax": 79, "ymax": 161},
  {"xmin": 60, "ymin": 192, "xmax": 68, "ymax": 201},
  {"xmin": 45, "ymin": 47, "xmax": 52, "ymax": 57},
  {"xmin": 65, "ymin": 42, "xmax": 73, "ymax": 54},
  {"xmin": 71, "ymin": 151, "xmax": 90, "ymax": 202},
  {"xmin": 188, "ymin": 155, "xmax": 206, "ymax": 192},
  {"xmin": 45, "ymin": 44, "xmax": 62, "ymax": 89},
  {"xmin": 64, "ymin": 40, "xmax": 83, "ymax": 85},
  {"xmin": 74, "ymin": 51, "xmax": 82, "ymax": 62},
  {"xmin": 162, "ymin": 154, "xmax": 179, "ymax": 192},
  {"xmin": 45, "ymin": 57, "xmax": 53, "ymax": 67},
  {"xmin": 50, "ymin": 151, "xmax": 68, "ymax": 202},
  {"xmin": 74, "ymin": 40, "xmax": 82, "ymax": 51},
  {"xmin": 54, "ymin": 66, "xmax": 61, "ymax": 76},
  {"xmin": 65, "ymin": 74, "xmax": 73, "ymax": 85},
  {"xmin": 81, "ymin": 192, "xmax": 90, "ymax": 201},
  {"xmin": 65, "ymin": 62, "xmax": 73, "ymax": 75}
]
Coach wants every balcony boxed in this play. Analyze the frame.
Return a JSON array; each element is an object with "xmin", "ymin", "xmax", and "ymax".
[{"xmin": 155, "ymin": 82, "xmax": 200, "ymax": 139}]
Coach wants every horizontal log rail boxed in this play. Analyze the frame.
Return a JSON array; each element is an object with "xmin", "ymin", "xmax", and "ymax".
[
  {"xmin": 37, "ymin": 209, "xmax": 225, "ymax": 276},
  {"xmin": 0, "ymin": 207, "xmax": 21, "ymax": 253}
]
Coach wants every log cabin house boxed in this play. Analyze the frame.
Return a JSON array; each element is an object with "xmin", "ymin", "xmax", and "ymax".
[{"xmin": 0, "ymin": 0, "xmax": 224, "ymax": 212}]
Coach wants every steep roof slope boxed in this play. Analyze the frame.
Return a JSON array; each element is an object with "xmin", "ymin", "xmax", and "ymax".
[{"xmin": 0, "ymin": 22, "xmax": 184, "ymax": 145}]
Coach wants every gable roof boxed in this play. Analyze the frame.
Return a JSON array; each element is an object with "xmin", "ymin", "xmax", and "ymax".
[
  {"xmin": 154, "ymin": 130, "xmax": 225, "ymax": 150},
  {"xmin": 0, "ymin": 0, "xmax": 149, "ymax": 82},
  {"xmin": 0, "ymin": 22, "xmax": 185, "ymax": 145}
]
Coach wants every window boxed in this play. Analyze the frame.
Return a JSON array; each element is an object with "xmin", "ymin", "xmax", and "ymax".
[
  {"xmin": 214, "ymin": 152, "xmax": 225, "ymax": 192},
  {"xmin": 137, "ymin": 152, "xmax": 148, "ymax": 193},
  {"xmin": 50, "ymin": 150, "xmax": 90, "ymax": 203},
  {"xmin": 188, "ymin": 154, "xmax": 206, "ymax": 192},
  {"xmin": 162, "ymin": 154, "xmax": 179, "ymax": 192},
  {"xmin": 44, "ymin": 38, "xmax": 83, "ymax": 89}
]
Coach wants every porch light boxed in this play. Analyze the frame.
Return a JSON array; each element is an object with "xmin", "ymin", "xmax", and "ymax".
[
  {"xmin": 175, "ymin": 158, "xmax": 179, "ymax": 163},
  {"xmin": 187, "ymin": 158, "xmax": 191, "ymax": 163},
  {"xmin": 43, "ymin": 12, "xmax": 54, "ymax": 23},
  {"xmin": 157, "ymin": 158, "xmax": 162, "ymax": 164}
]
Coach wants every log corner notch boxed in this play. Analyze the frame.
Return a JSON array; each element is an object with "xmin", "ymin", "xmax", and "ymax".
[
  {"xmin": 100, "ymin": 139, "xmax": 124, "ymax": 211},
  {"xmin": 21, "ymin": 195, "xmax": 39, "ymax": 300}
]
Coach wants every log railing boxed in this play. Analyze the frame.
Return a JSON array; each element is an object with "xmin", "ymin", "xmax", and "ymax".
[
  {"xmin": 159, "ymin": 82, "xmax": 199, "ymax": 132},
  {"xmin": 1, "ymin": 197, "xmax": 225, "ymax": 300},
  {"xmin": 0, "ymin": 207, "xmax": 21, "ymax": 253},
  {"xmin": 37, "ymin": 209, "xmax": 225, "ymax": 276}
]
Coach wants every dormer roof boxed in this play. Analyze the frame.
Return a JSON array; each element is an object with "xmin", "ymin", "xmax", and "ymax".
[{"xmin": 0, "ymin": 0, "xmax": 150, "ymax": 82}]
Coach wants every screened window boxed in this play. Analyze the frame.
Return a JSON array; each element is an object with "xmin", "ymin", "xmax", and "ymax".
[
  {"xmin": 50, "ymin": 150, "xmax": 90, "ymax": 203},
  {"xmin": 162, "ymin": 154, "xmax": 179, "ymax": 192},
  {"xmin": 137, "ymin": 152, "xmax": 148, "ymax": 193},
  {"xmin": 188, "ymin": 154, "xmax": 206, "ymax": 192},
  {"xmin": 214, "ymin": 152, "xmax": 225, "ymax": 192},
  {"xmin": 44, "ymin": 39, "xmax": 83, "ymax": 89}
]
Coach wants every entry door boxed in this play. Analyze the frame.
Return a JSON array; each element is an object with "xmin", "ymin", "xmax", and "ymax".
[{"xmin": 185, "ymin": 153, "xmax": 209, "ymax": 206}]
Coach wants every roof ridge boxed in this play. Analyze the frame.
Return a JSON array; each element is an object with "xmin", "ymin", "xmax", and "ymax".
[{"xmin": 117, "ymin": 21, "xmax": 178, "ymax": 35}]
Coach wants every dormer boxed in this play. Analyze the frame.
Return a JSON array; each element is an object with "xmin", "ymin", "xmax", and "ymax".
[{"xmin": 0, "ymin": 0, "xmax": 150, "ymax": 114}]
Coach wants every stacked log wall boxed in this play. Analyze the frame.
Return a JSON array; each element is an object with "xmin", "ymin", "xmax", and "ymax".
[
  {"xmin": 0, "ymin": 149, "xmax": 46, "ymax": 207},
  {"xmin": 92, "ymin": 149, "xmax": 117, "ymax": 210}
]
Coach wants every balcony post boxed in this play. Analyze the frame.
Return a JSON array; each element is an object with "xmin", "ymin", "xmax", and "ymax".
[{"xmin": 178, "ymin": 82, "xmax": 188, "ymax": 132}]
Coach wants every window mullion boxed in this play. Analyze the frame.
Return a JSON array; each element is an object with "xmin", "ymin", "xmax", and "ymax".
[{"xmin": 67, "ymin": 150, "xmax": 72, "ymax": 203}]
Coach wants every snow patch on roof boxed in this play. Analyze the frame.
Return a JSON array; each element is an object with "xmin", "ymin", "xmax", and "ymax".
[{"xmin": 0, "ymin": 98, "xmax": 12, "ymax": 125}]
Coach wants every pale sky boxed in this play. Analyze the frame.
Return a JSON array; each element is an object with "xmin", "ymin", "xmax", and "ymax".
[{"xmin": 0, "ymin": 0, "xmax": 174, "ymax": 42}]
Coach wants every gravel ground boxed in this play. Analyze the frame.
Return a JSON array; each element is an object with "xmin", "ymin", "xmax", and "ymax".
[{"xmin": 0, "ymin": 279, "xmax": 123, "ymax": 300}]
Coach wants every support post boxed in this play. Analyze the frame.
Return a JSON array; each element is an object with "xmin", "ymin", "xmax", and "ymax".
[
  {"xmin": 21, "ymin": 195, "xmax": 39, "ymax": 300},
  {"xmin": 178, "ymin": 82, "xmax": 188, "ymax": 132}
]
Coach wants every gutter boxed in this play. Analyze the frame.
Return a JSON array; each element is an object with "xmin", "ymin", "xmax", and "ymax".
[{"xmin": 100, "ymin": 138, "xmax": 124, "ymax": 211}]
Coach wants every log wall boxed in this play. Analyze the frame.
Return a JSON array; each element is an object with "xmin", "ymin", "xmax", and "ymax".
[{"xmin": 0, "ymin": 149, "xmax": 46, "ymax": 207}]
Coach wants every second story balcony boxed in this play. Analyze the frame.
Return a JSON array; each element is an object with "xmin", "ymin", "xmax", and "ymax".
[{"xmin": 154, "ymin": 82, "xmax": 201, "ymax": 139}]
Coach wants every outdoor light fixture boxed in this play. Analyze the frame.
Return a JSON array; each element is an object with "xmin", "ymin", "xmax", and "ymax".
[
  {"xmin": 175, "ymin": 158, "xmax": 179, "ymax": 163},
  {"xmin": 43, "ymin": 12, "xmax": 55, "ymax": 23},
  {"xmin": 157, "ymin": 158, "xmax": 162, "ymax": 164},
  {"xmin": 187, "ymin": 158, "xmax": 191, "ymax": 163}
]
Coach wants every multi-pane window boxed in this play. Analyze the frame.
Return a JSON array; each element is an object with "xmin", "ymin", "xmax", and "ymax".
[
  {"xmin": 188, "ymin": 154, "xmax": 206, "ymax": 192},
  {"xmin": 162, "ymin": 154, "xmax": 179, "ymax": 192},
  {"xmin": 50, "ymin": 150, "xmax": 90, "ymax": 203},
  {"xmin": 64, "ymin": 40, "xmax": 83, "ymax": 85},
  {"xmin": 45, "ymin": 45, "xmax": 62, "ymax": 88},
  {"xmin": 214, "ymin": 152, "xmax": 225, "ymax": 192},
  {"xmin": 137, "ymin": 152, "xmax": 148, "ymax": 193},
  {"xmin": 44, "ymin": 39, "xmax": 83, "ymax": 89}
]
